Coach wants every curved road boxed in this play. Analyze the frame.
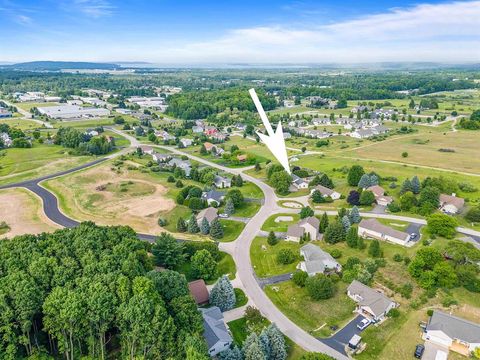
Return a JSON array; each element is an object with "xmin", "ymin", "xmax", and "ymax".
[{"xmin": 2, "ymin": 127, "xmax": 480, "ymax": 359}]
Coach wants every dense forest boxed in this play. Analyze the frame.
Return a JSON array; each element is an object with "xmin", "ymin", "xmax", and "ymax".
[{"xmin": 0, "ymin": 223, "xmax": 208, "ymax": 360}]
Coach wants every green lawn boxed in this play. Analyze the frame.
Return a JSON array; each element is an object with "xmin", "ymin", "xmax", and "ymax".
[
  {"xmin": 265, "ymin": 280, "xmax": 356, "ymax": 338},
  {"xmin": 219, "ymin": 219, "xmax": 245, "ymax": 242},
  {"xmin": 240, "ymin": 182, "xmax": 264, "ymax": 199},
  {"xmin": 229, "ymin": 201, "xmax": 260, "ymax": 217},
  {"xmin": 234, "ymin": 288, "xmax": 248, "ymax": 308},
  {"xmin": 250, "ymin": 237, "xmax": 301, "ymax": 277},
  {"xmin": 261, "ymin": 213, "xmax": 300, "ymax": 232}
]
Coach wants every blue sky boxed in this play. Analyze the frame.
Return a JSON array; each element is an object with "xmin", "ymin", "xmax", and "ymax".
[{"xmin": 1, "ymin": 0, "xmax": 479, "ymax": 63}]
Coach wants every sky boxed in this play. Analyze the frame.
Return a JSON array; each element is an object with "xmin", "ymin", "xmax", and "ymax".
[{"xmin": 0, "ymin": 0, "xmax": 479, "ymax": 64}]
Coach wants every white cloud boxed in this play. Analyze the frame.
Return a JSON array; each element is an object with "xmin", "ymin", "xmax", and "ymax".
[
  {"xmin": 71, "ymin": 0, "xmax": 114, "ymax": 18},
  {"xmin": 152, "ymin": 0, "xmax": 480, "ymax": 63},
  {"xmin": 16, "ymin": 14, "xmax": 32, "ymax": 25}
]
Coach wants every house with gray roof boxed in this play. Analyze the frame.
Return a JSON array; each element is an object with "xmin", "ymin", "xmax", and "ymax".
[
  {"xmin": 200, "ymin": 307, "xmax": 233, "ymax": 357},
  {"xmin": 214, "ymin": 175, "xmax": 231, "ymax": 189},
  {"xmin": 285, "ymin": 224, "xmax": 305, "ymax": 242},
  {"xmin": 347, "ymin": 280, "xmax": 397, "ymax": 322},
  {"xmin": 310, "ymin": 184, "xmax": 341, "ymax": 200},
  {"xmin": 201, "ymin": 190, "xmax": 225, "ymax": 206},
  {"xmin": 167, "ymin": 158, "xmax": 191, "ymax": 177},
  {"xmin": 196, "ymin": 207, "xmax": 218, "ymax": 226},
  {"xmin": 291, "ymin": 174, "xmax": 309, "ymax": 190},
  {"xmin": 286, "ymin": 216, "xmax": 320, "ymax": 242},
  {"xmin": 423, "ymin": 310, "xmax": 480, "ymax": 356},
  {"xmin": 439, "ymin": 193, "xmax": 465, "ymax": 214},
  {"xmin": 298, "ymin": 243, "xmax": 341, "ymax": 276},
  {"xmin": 192, "ymin": 125, "xmax": 204, "ymax": 133},
  {"xmin": 358, "ymin": 218, "xmax": 410, "ymax": 246},
  {"xmin": 152, "ymin": 152, "xmax": 171, "ymax": 163}
]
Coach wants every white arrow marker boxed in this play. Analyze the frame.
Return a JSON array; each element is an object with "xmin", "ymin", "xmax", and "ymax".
[{"xmin": 249, "ymin": 88, "xmax": 291, "ymax": 174}]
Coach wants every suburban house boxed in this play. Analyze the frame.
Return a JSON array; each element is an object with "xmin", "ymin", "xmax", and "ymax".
[
  {"xmin": 85, "ymin": 129, "xmax": 99, "ymax": 137},
  {"xmin": 204, "ymin": 126, "xmax": 218, "ymax": 136},
  {"xmin": 200, "ymin": 307, "xmax": 233, "ymax": 357},
  {"xmin": 347, "ymin": 280, "xmax": 397, "ymax": 322},
  {"xmin": 236, "ymin": 154, "xmax": 247, "ymax": 162},
  {"xmin": 214, "ymin": 175, "xmax": 231, "ymax": 188},
  {"xmin": 358, "ymin": 218, "xmax": 410, "ymax": 246},
  {"xmin": 196, "ymin": 207, "xmax": 218, "ymax": 226},
  {"xmin": 286, "ymin": 216, "xmax": 320, "ymax": 242},
  {"xmin": 152, "ymin": 152, "xmax": 171, "ymax": 163},
  {"xmin": 201, "ymin": 190, "xmax": 225, "ymax": 206},
  {"xmin": 0, "ymin": 133, "xmax": 12, "ymax": 147},
  {"xmin": 0, "ymin": 108, "xmax": 12, "ymax": 118},
  {"xmin": 211, "ymin": 133, "xmax": 228, "ymax": 142},
  {"xmin": 167, "ymin": 158, "xmax": 191, "ymax": 177},
  {"xmin": 180, "ymin": 138, "xmax": 193, "ymax": 147},
  {"xmin": 192, "ymin": 125, "xmax": 204, "ymax": 133},
  {"xmin": 310, "ymin": 184, "xmax": 341, "ymax": 200},
  {"xmin": 139, "ymin": 145, "xmax": 154, "ymax": 155},
  {"xmin": 204, "ymin": 142, "xmax": 216, "ymax": 152},
  {"xmin": 423, "ymin": 310, "xmax": 480, "ymax": 356},
  {"xmin": 298, "ymin": 243, "xmax": 342, "ymax": 276},
  {"xmin": 439, "ymin": 193, "xmax": 465, "ymax": 214},
  {"xmin": 155, "ymin": 130, "xmax": 176, "ymax": 141},
  {"xmin": 367, "ymin": 185, "xmax": 393, "ymax": 206},
  {"xmin": 283, "ymin": 132, "xmax": 292, "ymax": 139},
  {"xmin": 188, "ymin": 279, "xmax": 209, "ymax": 305},
  {"xmin": 291, "ymin": 174, "xmax": 309, "ymax": 190}
]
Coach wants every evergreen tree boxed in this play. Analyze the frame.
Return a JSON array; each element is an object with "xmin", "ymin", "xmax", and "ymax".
[
  {"xmin": 259, "ymin": 331, "xmax": 271, "ymax": 359},
  {"xmin": 200, "ymin": 144, "xmax": 207, "ymax": 155},
  {"xmin": 200, "ymin": 218, "xmax": 210, "ymax": 235},
  {"xmin": 265, "ymin": 324, "xmax": 287, "ymax": 360},
  {"xmin": 225, "ymin": 198, "xmax": 235, "ymax": 216},
  {"xmin": 219, "ymin": 346, "xmax": 243, "ymax": 360},
  {"xmin": 255, "ymin": 163, "xmax": 261, "ymax": 172},
  {"xmin": 209, "ymin": 218, "xmax": 224, "ymax": 239},
  {"xmin": 324, "ymin": 221, "xmax": 346, "ymax": 244},
  {"xmin": 347, "ymin": 190, "xmax": 360, "ymax": 205},
  {"xmin": 346, "ymin": 226, "xmax": 359, "ymax": 248},
  {"xmin": 358, "ymin": 174, "xmax": 371, "ymax": 189},
  {"xmin": 341, "ymin": 215, "xmax": 351, "ymax": 231},
  {"xmin": 209, "ymin": 275, "xmax": 236, "ymax": 311},
  {"xmin": 243, "ymin": 334, "xmax": 266, "ymax": 360},
  {"xmin": 311, "ymin": 190, "xmax": 325, "ymax": 203},
  {"xmin": 400, "ymin": 179, "xmax": 413, "ymax": 194},
  {"xmin": 188, "ymin": 214, "xmax": 200, "ymax": 233},
  {"xmin": 267, "ymin": 231, "xmax": 278, "ymax": 246},
  {"xmin": 319, "ymin": 212, "xmax": 329, "ymax": 233},
  {"xmin": 347, "ymin": 165, "xmax": 365, "ymax": 186},
  {"xmin": 368, "ymin": 240, "xmax": 383, "ymax": 258},
  {"xmin": 349, "ymin": 206, "xmax": 361, "ymax": 223},
  {"xmin": 411, "ymin": 176, "xmax": 421, "ymax": 194},
  {"xmin": 370, "ymin": 174, "xmax": 379, "ymax": 186},
  {"xmin": 300, "ymin": 206, "xmax": 314, "ymax": 219},
  {"xmin": 177, "ymin": 217, "xmax": 187, "ymax": 232},
  {"xmin": 357, "ymin": 236, "xmax": 366, "ymax": 250},
  {"xmin": 319, "ymin": 174, "xmax": 334, "ymax": 189},
  {"xmin": 235, "ymin": 175, "xmax": 244, "ymax": 187}
]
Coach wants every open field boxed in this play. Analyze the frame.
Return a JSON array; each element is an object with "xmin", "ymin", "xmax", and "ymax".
[
  {"xmin": 0, "ymin": 188, "xmax": 60, "ymax": 238},
  {"xmin": 250, "ymin": 237, "xmax": 301, "ymax": 277},
  {"xmin": 0, "ymin": 118, "xmax": 49, "ymax": 130},
  {"xmin": 265, "ymin": 280, "xmax": 357, "ymax": 338},
  {"xmin": 15, "ymin": 102, "xmax": 59, "ymax": 112},
  {"xmin": 0, "ymin": 144, "xmax": 91, "ymax": 186}
]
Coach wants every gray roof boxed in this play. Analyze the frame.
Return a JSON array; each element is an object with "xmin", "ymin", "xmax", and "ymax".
[
  {"xmin": 196, "ymin": 207, "xmax": 218, "ymax": 224},
  {"xmin": 359, "ymin": 218, "xmax": 409, "ymax": 241},
  {"xmin": 202, "ymin": 190, "xmax": 225, "ymax": 203},
  {"xmin": 286, "ymin": 224, "xmax": 305, "ymax": 238},
  {"xmin": 313, "ymin": 185, "xmax": 336, "ymax": 196},
  {"xmin": 200, "ymin": 306, "xmax": 232, "ymax": 349},
  {"xmin": 440, "ymin": 194, "xmax": 465, "ymax": 209},
  {"xmin": 347, "ymin": 280, "xmax": 395, "ymax": 318},
  {"xmin": 427, "ymin": 310, "xmax": 480, "ymax": 343},
  {"xmin": 292, "ymin": 174, "xmax": 308, "ymax": 186},
  {"xmin": 214, "ymin": 175, "xmax": 231, "ymax": 187},
  {"xmin": 299, "ymin": 216, "xmax": 320, "ymax": 230},
  {"xmin": 300, "ymin": 243, "xmax": 341, "ymax": 273}
]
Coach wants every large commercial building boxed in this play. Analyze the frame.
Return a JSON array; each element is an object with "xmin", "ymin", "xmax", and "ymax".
[{"xmin": 37, "ymin": 105, "xmax": 110, "ymax": 119}]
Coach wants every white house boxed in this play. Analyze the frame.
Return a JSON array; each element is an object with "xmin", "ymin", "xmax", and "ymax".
[
  {"xmin": 423, "ymin": 311, "xmax": 480, "ymax": 356},
  {"xmin": 439, "ymin": 193, "xmax": 465, "ymax": 214},
  {"xmin": 151, "ymin": 152, "xmax": 171, "ymax": 163},
  {"xmin": 286, "ymin": 216, "xmax": 320, "ymax": 242},
  {"xmin": 0, "ymin": 133, "xmax": 12, "ymax": 147},
  {"xmin": 180, "ymin": 138, "xmax": 193, "ymax": 148},
  {"xmin": 291, "ymin": 174, "xmax": 309, "ymax": 190},
  {"xmin": 200, "ymin": 307, "xmax": 233, "ymax": 357},
  {"xmin": 298, "ymin": 243, "xmax": 342, "ymax": 276},
  {"xmin": 358, "ymin": 218, "xmax": 410, "ymax": 246},
  {"xmin": 347, "ymin": 280, "xmax": 397, "ymax": 322},
  {"xmin": 139, "ymin": 145, "xmax": 154, "ymax": 155},
  {"xmin": 310, "ymin": 185, "xmax": 341, "ymax": 200}
]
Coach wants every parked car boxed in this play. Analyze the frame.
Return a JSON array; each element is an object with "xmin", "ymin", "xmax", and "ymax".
[
  {"xmin": 219, "ymin": 213, "xmax": 229, "ymax": 218},
  {"xmin": 356, "ymin": 318, "xmax": 371, "ymax": 331},
  {"xmin": 414, "ymin": 344, "xmax": 425, "ymax": 358},
  {"xmin": 410, "ymin": 233, "xmax": 418, "ymax": 240}
]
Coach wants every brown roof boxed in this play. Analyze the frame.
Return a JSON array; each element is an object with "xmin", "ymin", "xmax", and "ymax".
[
  {"xmin": 367, "ymin": 185, "xmax": 385, "ymax": 197},
  {"xmin": 440, "ymin": 194, "xmax": 465, "ymax": 209},
  {"xmin": 286, "ymin": 224, "xmax": 305, "ymax": 238},
  {"xmin": 237, "ymin": 154, "xmax": 247, "ymax": 161},
  {"xmin": 196, "ymin": 207, "xmax": 218, "ymax": 224},
  {"xmin": 188, "ymin": 279, "xmax": 209, "ymax": 305},
  {"xmin": 204, "ymin": 142, "xmax": 215, "ymax": 151}
]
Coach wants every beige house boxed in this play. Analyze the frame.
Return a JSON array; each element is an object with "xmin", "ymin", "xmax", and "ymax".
[
  {"xmin": 366, "ymin": 185, "xmax": 392, "ymax": 206},
  {"xmin": 358, "ymin": 218, "xmax": 410, "ymax": 246},
  {"xmin": 298, "ymin": 243, "xmax": 341, "ymax": 276},
  {"xmin": 196, "ymin": 207, "xmax": 218, "ymax": 226},
  {"xmin": 439, "ymin": 193, "xmax": 465, "ymax": 214},
  {"xmin": 310, "ymin": 185, "xmax": 341, "ymax": 200},
  {"xmin": 286, "ymin": 216, "xmax": 320, "ymax": 242},
  {"xmin": 347, "ymin": 280, "xmax": 397, "ymax": 322}
]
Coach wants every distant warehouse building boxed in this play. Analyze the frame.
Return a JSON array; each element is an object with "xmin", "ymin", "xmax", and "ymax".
[{"xmin": 37, "ymin": 105, "xmax": 110, "ymax": 119}]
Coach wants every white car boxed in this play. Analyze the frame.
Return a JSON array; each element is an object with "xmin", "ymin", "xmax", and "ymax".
[
  {"xmin": 357, "ymin": 318, "xmax": 371, "ymax": 331},
  {"xmin": 410, "ymin": 233, "xmax": 417, "ymax": 240},
  {"xmin": 219, "ymin": 213, "xmax": 229, "ymax": 218}
]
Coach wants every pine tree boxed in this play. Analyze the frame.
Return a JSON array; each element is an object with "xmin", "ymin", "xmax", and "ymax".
[
  {"xmin": 188, "ymin": 214, "xmax": 200, "ymax": 233},
  {"xmin": 411, "ymin": 176, "xmax": 421, "ymax": 194},
  {"xmin": 177, "ymin": 217, "xmax": 187, "ymax": 232},
  {"xmin": 218, "ymin": 346, "xmax": 243, "ymax": 360},
  {"xmin": 243, "ymin": 333, "xmax": 266, "ymax": 360},
  {"xmin": 349, "ymin": 206, "xmax": 361, "ymax": 223},
  {"xmin": 357, "ymin": 236, "xmax": 366, "ymax": 250},
  {"xmin": 209, "ymin": 218, "xmax": 224, "ymax": 239},
  {"xmin": 265, "ymin": 324, "xmax": 287, "ymax": 360},
  {"xmin": 358, "ymin": 174, "xmax": 371, "ymax": 189},
  {"xmin": 346, "ymin": 226, "xmax": 359, "ymax": 248},
  {"xmin": 370, "ymin": 174, "xmax": 379, "ymax": 186},
  {"xmin": 235, "ymin": 175, "xmax": 244, "ymax": 187},
  {"xmin": 200, "ymin": 217, "xmax": 210, "ymax": 235},
  {"xmin": 311, "ymin": 190, "xmax": 325, "ymax": 203},
  {"xmin": 368, "ymin": 240, "xmax": 382, "ymax": 258},
  {"xmin": 319, "ymin": 174, "xmax": 334, "ymax": 189},
  {"xmin": 200, "ymin": 144, "xmax": 207, "ymax": 155},
  {"xmin": 400, "ymin": 179, "xmax": 413, "ymax": 194},
  {"xmin": 225, "ymin": 198, "xmax": 235, "ymax": 216},
  {"xmin": 267, "ymin": 231, "xmax": 278, "ymax": 246},
  {"xmin": 319, "ymin": 212, "xmax": 329, "ymax": 233},
  {"xmin": 341, "ymin": 215, "xmax": 351, "ymax": 231},
  {"xmin": 255, "ymin": 162, "xmax": 261, "ymax": 172},
  {"xmin": 259, "ymin": 331, "xmax": 271, "ymax": 359},
  {"xmin": 209, "ymin": 275, "xmax": 236, "ymax": 311}
]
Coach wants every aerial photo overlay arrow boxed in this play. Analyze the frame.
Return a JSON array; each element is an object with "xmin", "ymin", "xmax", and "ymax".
[{"xmin": 249, "ymin": 88, "xmax": 291, "ymax": 174}]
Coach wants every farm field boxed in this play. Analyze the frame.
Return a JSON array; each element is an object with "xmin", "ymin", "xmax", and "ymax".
[{"xmin": 0, "ymin": 187, "xmax": 60, "ymax": 238}]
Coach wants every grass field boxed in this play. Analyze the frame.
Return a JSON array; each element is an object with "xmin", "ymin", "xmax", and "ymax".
[
  {"xmin": 250, "ymin": 237, "xmax": 301, "ymax": 277},
  {"xmin": 219, "ymin": 219, "xmax": 246, "ymax": 242},
  {"xmin": 265, "ymin": 280, "xmax": 356, "ymax": 338},
  {"xmin": 0, "ymin": 118, "xmax": 49, "ymax": 130},
  {"xmin": 0, "ymin": 144, "xmax": 91, "ymax": 186}
]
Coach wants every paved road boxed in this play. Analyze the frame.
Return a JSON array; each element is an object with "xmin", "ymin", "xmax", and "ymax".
[
  {"xmin": 4, "ymin": 127, "xmax": 480, "ymax": 360},
  {"xmin": 320, "ymin": 315, "xmax": 365, "ymax": 355},
  {"xmin": 257, "ymin": 272, "xmax": 293, "ymax": 288}
]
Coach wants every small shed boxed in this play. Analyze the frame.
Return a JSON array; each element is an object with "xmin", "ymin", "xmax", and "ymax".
[
  {"xmin": 188, "ymin": 279, "xmax": 209, "ymax": 305},
  {"xmin": 348, "ymin": 334, "xmax": 362, "ymax": 350}
]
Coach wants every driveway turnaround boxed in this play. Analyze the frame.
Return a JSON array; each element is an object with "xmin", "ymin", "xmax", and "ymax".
[{"xmin": 320, "ymin": 315, "xmax": 365, "ymax": 355}]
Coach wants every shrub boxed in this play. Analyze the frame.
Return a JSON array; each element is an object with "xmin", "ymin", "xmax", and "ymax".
[
  {"xmin": 387, "ymin": 308, "xmax": 400, "ymax": 318},
  {"xmin": 157, "ymin": 218, "xmax": 168, "ymax": 227},
  {"xmin": 329, "ymin": 249, "xmax": 342, "ymax": 259},
  {"xmin": 276, "ymin": 249, "xmax": 296, "ymax": 265},
  {"xmin": 292, "ymin": 271, "xmax": 308, "ymax": 287},
  {"xmin": 393, "ymin": 253, "xmax": 403, "ymax": 262},
  {"xmin": 427, "ymin": 309, "xmax": 434, "ymax": 317},
  {"xmin": 267, "ymin": 231, "xmax": 278, "ymax": 245},
  {"xmin": 305, "ymin": 274, "xmax": 336, "ymax": 300}
]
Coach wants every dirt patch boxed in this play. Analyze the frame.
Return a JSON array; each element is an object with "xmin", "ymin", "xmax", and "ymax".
[
  {"xmin": 282, "ymin": 202, "xmax": 303, "ymax": 209},
  {"xmin": 275, "ymin": 216, "xmax": 294, "ymax": 223},
  {"xmin": 0, "ymin": 188, "xmax": 60, "ymax": 239}
]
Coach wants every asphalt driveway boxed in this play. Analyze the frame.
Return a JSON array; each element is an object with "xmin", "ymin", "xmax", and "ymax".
[
  {"xmin": 406, "ymin": 223, "xmax": 423, "ymax": 242},
  {"xmin": 319, "ymin": 315, "xmax": 366, "ymax": 354}
]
